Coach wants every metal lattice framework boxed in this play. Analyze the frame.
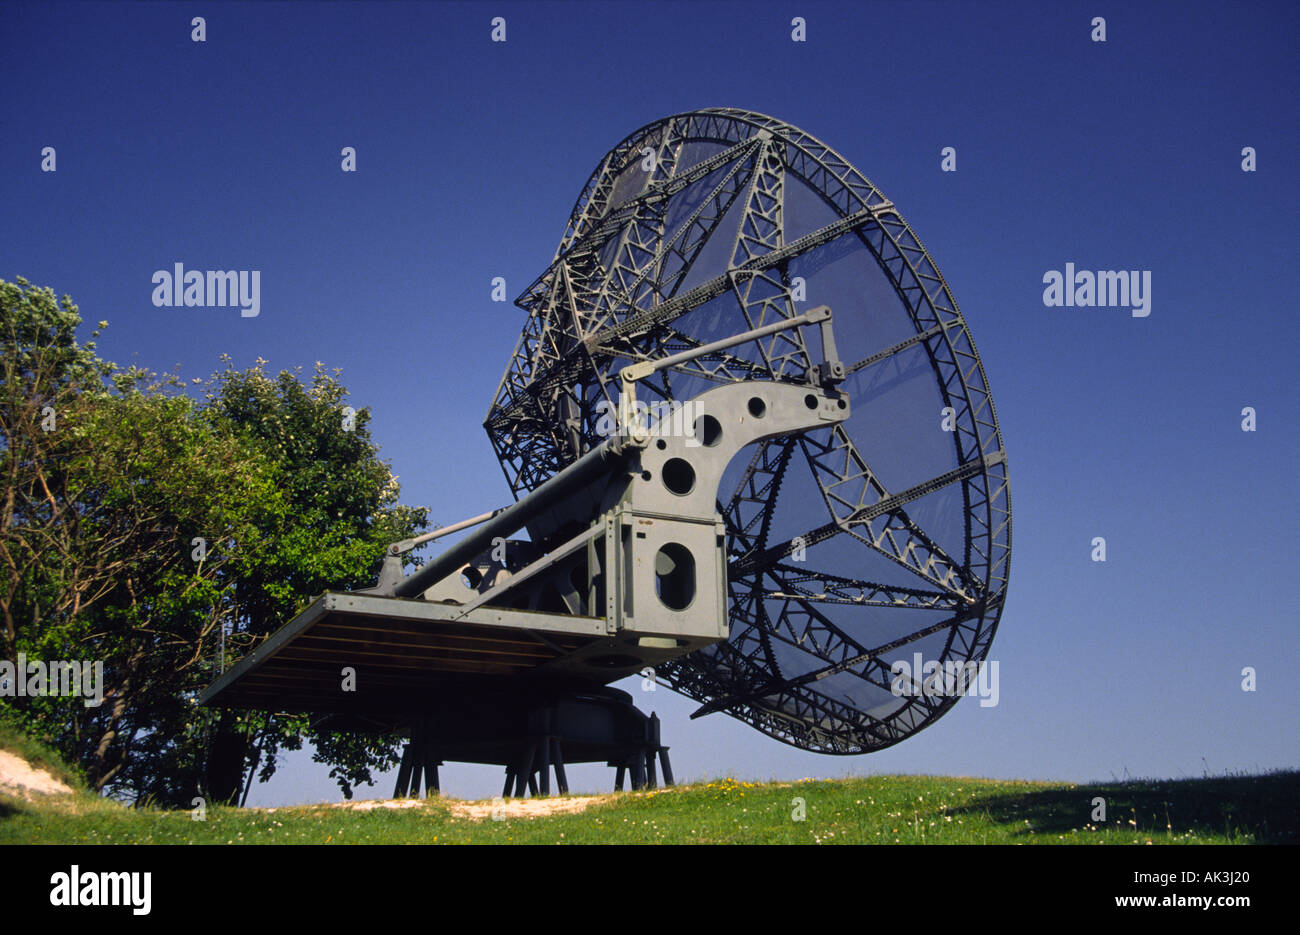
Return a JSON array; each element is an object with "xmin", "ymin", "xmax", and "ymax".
[{"xmin": 484, "ymin": 109, "xmax": 1011, "ymax": 754}]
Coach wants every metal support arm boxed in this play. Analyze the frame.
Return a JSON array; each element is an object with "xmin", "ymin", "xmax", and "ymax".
[{"xmin": 616, "ymin": 305, "xmax": 843, "ymax": 437}]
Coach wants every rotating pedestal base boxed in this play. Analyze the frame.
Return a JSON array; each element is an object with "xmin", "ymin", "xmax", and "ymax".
[{"xmin": 383, "ymin": 687, "xmax": 672, "ymax": 799}]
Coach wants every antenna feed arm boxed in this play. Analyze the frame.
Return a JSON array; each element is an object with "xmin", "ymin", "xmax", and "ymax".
[
  {"xmin": 385, "ymin": 510, "xmax": 505, "ymax": 558},
  {"xmin": 616, "ymin": 305, "xmax": 845, "ymax": 435},
  {"xmin": 365, "ymin": 509, "xmax": 510, "ymax": 595}
]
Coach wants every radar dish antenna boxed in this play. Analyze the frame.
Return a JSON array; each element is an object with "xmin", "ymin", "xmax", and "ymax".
[
  {"xmin": 202, "ymin": 109, "xmax": 1011, "ymax": 796},
  {"xmin": 485, "ymin": 108, "xmax": 1012, "ymax": 754}
]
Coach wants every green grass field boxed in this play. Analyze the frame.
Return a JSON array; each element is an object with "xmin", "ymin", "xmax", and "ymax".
[{"xmin": 3, "ymin": 758, "xmax": 1296, "ymax": 845}]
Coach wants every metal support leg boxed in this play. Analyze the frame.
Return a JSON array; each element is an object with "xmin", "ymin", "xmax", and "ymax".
[
  {"xmin": 647, "ymin": 713, "xmax": 661, "ymax": 789},
  {"xmin": 409, "ymin": 756, "xmax": 423, "ymax": 799},
  {"xmin": 394, "ymin": 742, "xmax": 414, "ymax": 799},
  {"xmin": 552, "ymin": 740, "xmax": 569, "ymax": 795},
  {"xmin": 423, "ymin": 745, "xmax": 441, "ymax": 796},
  {"xmin": 658, "ymin": 748, "xmax": 674, "ymax": 786},
  {"xmin": 515, "ymin": 743, "xmax": 536, "ymax": 798},
  {"xmin": 538, "ymin": 736, "xmax": 551, "ymax": 796}
]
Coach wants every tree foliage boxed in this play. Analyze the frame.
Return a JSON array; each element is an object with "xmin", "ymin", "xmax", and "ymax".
[{"xmin": 0, "ymin": 277, "xmax": 426, "ymax": 804}]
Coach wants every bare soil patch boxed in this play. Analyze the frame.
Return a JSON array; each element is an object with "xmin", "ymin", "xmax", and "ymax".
[
  {"xmin": 265, "ymin": 793, "xmax": 613, "ymax": 820},
  {"xmin": 0, "ymin": 749, "xmax": 74, "ymax": 799},
  {"xmin": 446, "ymin": 795, "xmax": 610, "ymax": 820}
]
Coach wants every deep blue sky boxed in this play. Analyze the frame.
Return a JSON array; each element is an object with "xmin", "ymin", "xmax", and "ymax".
[{"xmin": 3, "ymin": 0, "xmax": 1296, "ymax": 804}]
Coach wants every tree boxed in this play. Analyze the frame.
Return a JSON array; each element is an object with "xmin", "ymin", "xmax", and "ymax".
[
  {"xmin": 0, "ymin": 278, "xmax": 426, "ymax": 804},
  {"xmin": 0, "ymin": 277, "xmax": 110, "ymax": 656},
  {"xmin": 1, "ymin": 278, "xmax": 282, "ymax": 795}
]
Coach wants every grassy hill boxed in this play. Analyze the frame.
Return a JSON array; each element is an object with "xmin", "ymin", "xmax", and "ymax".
[{"xmin": 2, "ymin": 727, "xmax": 1295, "ymax": 845}]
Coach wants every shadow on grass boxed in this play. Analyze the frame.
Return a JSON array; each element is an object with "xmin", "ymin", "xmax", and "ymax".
[
  {"xmin": 0, "ymin": 796, "xmax": 25, "ymax": 819},
  {"xmin": 948, "ymin": 770, "xmax": 1300, "ymax": 843}
]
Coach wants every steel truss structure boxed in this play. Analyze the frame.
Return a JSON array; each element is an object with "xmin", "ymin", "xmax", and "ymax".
[{"xmin": 485, "ymin": 109, "xmax": 1012, "ymax": 754}]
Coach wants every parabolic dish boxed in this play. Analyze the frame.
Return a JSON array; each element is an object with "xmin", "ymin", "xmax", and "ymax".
[{"xmin": 484, "ymin": 108, "xmax": 1011, "ymax": 754}]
